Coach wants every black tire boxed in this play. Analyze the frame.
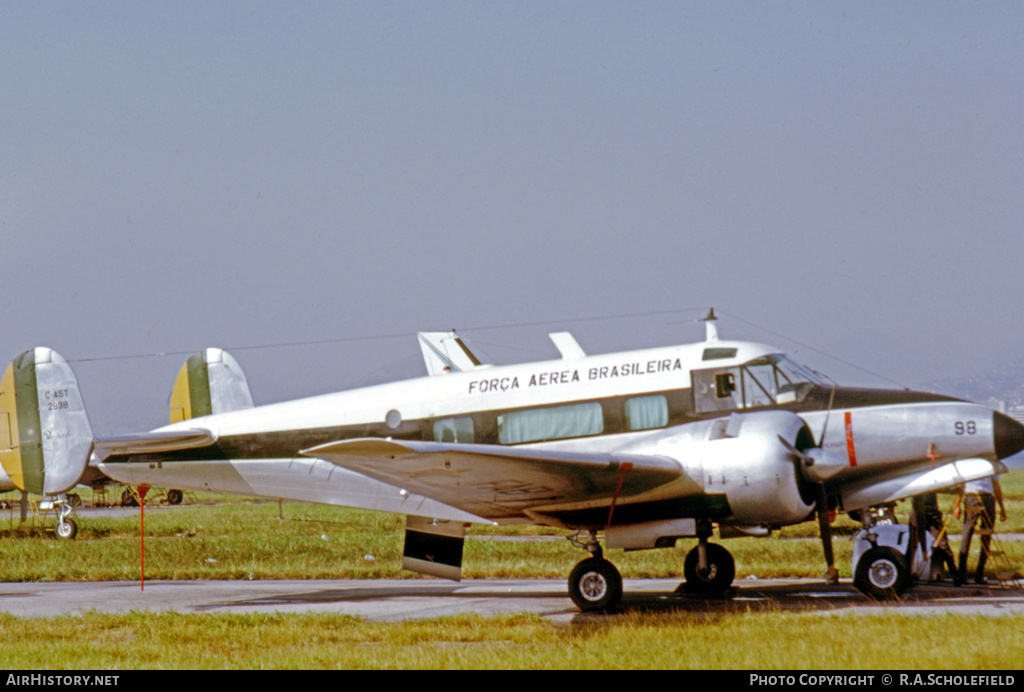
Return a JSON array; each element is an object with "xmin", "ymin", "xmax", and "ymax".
[
  {"xmin": 568, "ymin": 557, "xmax": 623, "ymax": 612},
  {"xmin": 55, "ymin": 518, "xmax": 78, "ymax": 540},
  {"xmin": 683, "ymin": 543, "xmax": 736, "ymax": 594},
  {"xmin": 121, "ymin": 489, "xmax": 138, "ymax": 507},
  {"xmin": 854, "ymin": 546, "xmax": 910, "ymax": 599},
  {"xmin": 166, "ymin": 489, "xmax": 184, "ymax": 505}
]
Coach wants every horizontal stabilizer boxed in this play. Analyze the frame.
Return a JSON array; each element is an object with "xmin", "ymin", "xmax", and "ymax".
[
  {"xmin": 301, "ymin": 438, "xmax": 683, "ymax": 521},
  {"xmin": 0, "ymin": 348, "xmax": 93, "ymax": 495},
  {"xmin": 93, "ymin": 429, "xmax": 217, "ymax": 459},
  {"xmin": 170, "ymin": 348, "xmax": 253, "ymax": 423},
  {"xmin": 841, "ymin": 458, "xmax": 1008, "ymax": 511},
  {"xmin": 417, "ymin": 331, "xmax": 483, "ymax": 376}
]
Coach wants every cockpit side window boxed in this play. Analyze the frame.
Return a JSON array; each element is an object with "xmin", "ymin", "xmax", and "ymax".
[
  {"xmin": 741, "ymin": 360, "xmax": 776, "ymax": 407},
  {"xmin": 693, "ymin": 367, "xmax": 741, "ymax": 413},
  {"xmin": 692, "ymin": 355, "xmax": 820, "ymax": 413}
]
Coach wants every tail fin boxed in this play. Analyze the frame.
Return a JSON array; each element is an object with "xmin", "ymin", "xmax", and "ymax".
[
  {"xmin": 169, "ymin": 348, "xmax": 254, "ymax": 423},
  {"xmin": 0, "ymin": 348, "xmax": 93, "ymax": 495}
]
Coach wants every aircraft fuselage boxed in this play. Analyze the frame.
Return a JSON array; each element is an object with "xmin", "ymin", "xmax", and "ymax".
[{"xmin": 96, "ymin": 337, "xmax": 1024, "ymax": 532}]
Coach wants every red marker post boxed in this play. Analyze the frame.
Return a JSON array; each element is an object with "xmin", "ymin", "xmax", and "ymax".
[{"xmin": 137, "ymin": 485, "xmax": 150, "ymax": 591}]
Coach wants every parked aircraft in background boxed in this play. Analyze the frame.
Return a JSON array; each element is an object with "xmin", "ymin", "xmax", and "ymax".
[{"xmin": 3, "ymin": 312, "xmax": 1021, "ymax": 609}]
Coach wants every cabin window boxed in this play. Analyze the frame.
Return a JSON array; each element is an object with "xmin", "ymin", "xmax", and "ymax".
[
  {"xmin": 497, "ymin": 402, "xmax": 603, "ymax": 445},
  {"xmin": 625, "ymin": 394, "xmax": 669, "ymax": 431},
  {"xmin": 433, "ymin": 416, "xmax": 475, "ymax": 443}
]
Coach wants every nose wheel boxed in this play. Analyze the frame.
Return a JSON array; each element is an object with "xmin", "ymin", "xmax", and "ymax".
[{"xmin": 853, "ymin": 546, "xmax": 910, "ymax": 599}]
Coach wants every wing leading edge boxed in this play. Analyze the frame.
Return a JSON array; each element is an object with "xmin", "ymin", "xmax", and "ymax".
[{"xmin": 302, "ymin": 438, "xmax": 687, "ymax": 524}]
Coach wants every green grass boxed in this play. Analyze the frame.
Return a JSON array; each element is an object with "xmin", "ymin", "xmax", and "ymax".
[
  {"xmin": 2, "ymin": 472, "xmax": 1022, "ymax": 582},
  {"xmin": 1, "ymin": 610, "xmax": 1022, "ymax": 669},
  {"xmin": 0, "ymin": 495, "xmax": 871, "ymax": 581},
  {"xmin": 1, "ymin": 472, "xmax": 1022, "ymax": 669}
]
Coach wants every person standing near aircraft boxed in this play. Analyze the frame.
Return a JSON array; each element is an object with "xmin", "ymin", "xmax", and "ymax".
[
  {"xmin": 953, "ymin": 476, "xmax": 1007, "ymax": 585},
  {"xmin": 908, "ymin": 492, "xmax": 956, "ymax": 582}
]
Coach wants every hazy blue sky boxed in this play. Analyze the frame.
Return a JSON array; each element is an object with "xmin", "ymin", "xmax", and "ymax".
[{"xmin": 3, "ymin": 2, "xmax": 1023, "ymax": 433}]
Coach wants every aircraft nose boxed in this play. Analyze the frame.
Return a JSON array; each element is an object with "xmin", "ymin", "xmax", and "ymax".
[{"xmin": 993, "ymin": 411, "xmax": 1024, "ymax": 460}]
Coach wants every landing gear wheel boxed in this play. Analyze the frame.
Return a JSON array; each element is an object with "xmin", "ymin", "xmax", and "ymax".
[
  {"xmin": 854, "ymin": 546, "xmax": 909, "ymax": 599},
  {"xmin": 568, "ymin": 557, "xmax": 623, "ymax": 612},
  {"xmin": 55, "ymin": 518, "xmax": 78, "ymax": 540},
  {"xmin": 166, "ymin": 489, "xmax": 184, "ymax": 505},
  {"xmin": 121, "ymin": 489, "xmax": 138, "ymax": 507},
  {"xmin": 683, "ymin": 543, "xmax": 735, "ymax": 594}
]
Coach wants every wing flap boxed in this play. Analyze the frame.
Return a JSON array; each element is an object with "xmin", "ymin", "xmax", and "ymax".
[{"xmin": 302, "ymin": 438, "xmax": 684, "ymax": 521}]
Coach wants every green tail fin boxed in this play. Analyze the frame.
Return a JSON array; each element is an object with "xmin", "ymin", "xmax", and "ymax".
[
  {"xmin": 169, "ymin": 348, "xmax": 254, "ymax": 423},
  {"xmin": 0, "ymin": 348, "xmax": 93, "ymax": 495}
]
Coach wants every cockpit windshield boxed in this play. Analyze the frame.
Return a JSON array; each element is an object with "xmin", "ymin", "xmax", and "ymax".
[{"xmin": 693, "ymin": 354, "xmax": 823, "ymax": 413}]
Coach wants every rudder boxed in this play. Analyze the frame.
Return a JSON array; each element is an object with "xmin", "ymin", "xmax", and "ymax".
[
  {"xmin": 169, "ymin": 348, "xmax": 254, "ymax": 422},
  {"xmin": 0, "ymin": 348, "xmax": 93, "ymax": 495}
]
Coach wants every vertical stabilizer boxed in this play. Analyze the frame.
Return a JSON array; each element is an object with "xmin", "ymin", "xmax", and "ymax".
[
  {"xmin": 169, "ymin": 348, "xmax": 254, "ymax": 423},
  {"xmin": 0, "ymin": 348, "xmax": 93, "ymax": 495}
]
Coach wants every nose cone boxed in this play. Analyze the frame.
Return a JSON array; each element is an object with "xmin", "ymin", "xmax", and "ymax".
[{"xmin": 994, "ymin": 412, "xmax": 1024, "ymax": 460}]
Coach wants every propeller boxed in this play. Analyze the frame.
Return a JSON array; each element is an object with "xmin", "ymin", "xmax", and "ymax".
[
  {"xmin": 810, "ymin": 386, "xmax": 840, "ymax": 582},
  {"xmin": 778, "ymin": 391, "xmax": 842, "ymax": 584}
]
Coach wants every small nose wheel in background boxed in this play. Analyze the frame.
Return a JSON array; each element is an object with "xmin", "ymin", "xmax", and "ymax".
[
  {"xmin": 55, "ymin": 517, "xmax": 78, "ymax": 539},
  {"xmin": 54, "ymin": 497, "xmax": 78, "ymax": 540}
]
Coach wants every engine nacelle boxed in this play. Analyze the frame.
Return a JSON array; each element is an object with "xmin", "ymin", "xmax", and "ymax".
[{"xmin": 699, "ymin": 410, "xmax": 817, "ymax": 526}]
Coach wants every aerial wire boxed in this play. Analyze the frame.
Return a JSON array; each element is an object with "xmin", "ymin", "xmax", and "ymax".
[
  {"xmin": 64, "ymin": 305, "xmax": 900, "ymax": 388},
  {"xmin": 66, "ymin": 307, "xmax": 710, "ymax": 364}
]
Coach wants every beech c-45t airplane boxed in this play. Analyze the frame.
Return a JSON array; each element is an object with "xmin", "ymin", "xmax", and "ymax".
[{"xmin": 2, "ymin": 313, "xmax": 1022, "ymax": 610}]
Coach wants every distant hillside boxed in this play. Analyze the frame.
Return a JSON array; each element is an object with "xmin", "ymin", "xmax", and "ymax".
[{"xmin": 921, "ymin": 357, "xmax": 1024, "ymax": 407}]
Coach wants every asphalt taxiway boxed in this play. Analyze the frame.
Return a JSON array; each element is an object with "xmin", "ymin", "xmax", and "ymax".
[{"xmin": 1, "ymin": 578, "xmax": 1021, "ymax": 623}]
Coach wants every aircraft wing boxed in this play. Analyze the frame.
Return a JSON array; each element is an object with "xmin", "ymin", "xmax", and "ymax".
[
  {"xmin": 92, "ymin": 429, "xmax": 217, "ymax": 460},
  {"xmin": 302, "ymin": 438, "xmax": 685, "ymax": 523}
]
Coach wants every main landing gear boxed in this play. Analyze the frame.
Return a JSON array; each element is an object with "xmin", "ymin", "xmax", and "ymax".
[
  {"xmin": 567, "ymin": 532, "xmax": 623, "ymax": 611},
  {"xmin": 568, "ymin": 554, "xmax": 623, "ymax": 611},
  {"xmin": 681, "ymin": 540, "xmax": 735, "ymax": 594},
  {"xmin": 566, "ymin": 529, "xmax": 737, "ymax": 612}
]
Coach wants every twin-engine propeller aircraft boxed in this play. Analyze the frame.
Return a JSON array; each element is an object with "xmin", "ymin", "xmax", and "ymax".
[{"xmin": 3, "ymin": 312, "xmax": 1021, "ymax": 610}]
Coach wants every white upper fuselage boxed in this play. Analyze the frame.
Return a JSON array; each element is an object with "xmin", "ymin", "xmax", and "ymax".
[{"xmin": 156, "ymin": 339, "xmax": 776, "ymax": 438}]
